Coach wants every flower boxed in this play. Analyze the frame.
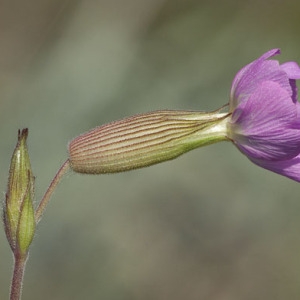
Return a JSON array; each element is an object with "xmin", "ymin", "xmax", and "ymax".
[
  {"xmin": 68, "ymin": 48, "xmax": 300, "ymax": 182},
  {"xmin": 227, "ymin": 49, "xmax": 300, "ymax": 182}
]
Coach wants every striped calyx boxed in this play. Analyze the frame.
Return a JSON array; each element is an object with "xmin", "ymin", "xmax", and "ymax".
[{"xmin": 68, "ymin": 110, "xmax": 230, "ymax": 174}]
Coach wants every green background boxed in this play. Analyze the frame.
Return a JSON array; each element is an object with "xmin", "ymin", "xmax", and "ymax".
[{"xmin": 1, "ymin": 0, "xmax": 300, "ymax": 299}]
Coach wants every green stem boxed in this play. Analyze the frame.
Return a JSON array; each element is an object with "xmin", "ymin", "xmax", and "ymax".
[
  {"xmin": 35, "ymin": 159, "xmax": 71, "ymax": 223},
  {"xmin": 10, "ymin": 253, "xmax": 28, "ymax": 300}
]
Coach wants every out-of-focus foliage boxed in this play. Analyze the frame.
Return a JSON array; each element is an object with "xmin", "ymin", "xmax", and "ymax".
[{"xmin": 1, "ymin": 0, "xmax": 300, "ymax": 299}]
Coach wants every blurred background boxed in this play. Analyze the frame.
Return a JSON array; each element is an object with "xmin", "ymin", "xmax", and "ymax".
[{"xmin": 1, "ymin": 0, "xmax": 300, "ymax": 299}]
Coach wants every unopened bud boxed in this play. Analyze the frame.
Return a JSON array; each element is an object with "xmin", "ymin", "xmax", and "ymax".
[
  {"xmin": 3, "ymin": 129, "xmax": 35, "ymax": 255},
  {"xmin": 68, "ymin": 110, "xmax": 230, "ymax": 174}
]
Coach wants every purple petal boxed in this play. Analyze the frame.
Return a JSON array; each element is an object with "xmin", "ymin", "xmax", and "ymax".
[
  {"xmin": 281, "ymin": 62, "xmax": 300, "ymax": 79},
  {"xmin": 289, "ymin": 79, "xmax": 299, "ymax": 103},
  {"xmin": 230, "ymin": 49, "xmax": 279, "ymax": 107},
  {"xmin": 230, "ymin": 49, "xmax": 293, "ymax": 110},
  {"xmin": 249, "ymin": 155, "xmax": 300, "ymax": 182},
  {"xmin": 281, "ymin": 62, "xmax": 300, "ymax": 103},
  {"xmin": 229, "ymin": 81, "xmax": 300, "ymax": 160}
]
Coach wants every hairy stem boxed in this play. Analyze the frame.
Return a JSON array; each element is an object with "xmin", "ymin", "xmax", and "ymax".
[
  {"xmin": 35, "ymin": 159, "xmax": 71, "ymax": 223},
  {"xmin": 10, "ymin": 253, "xmax": 27, "ymax": 300}
]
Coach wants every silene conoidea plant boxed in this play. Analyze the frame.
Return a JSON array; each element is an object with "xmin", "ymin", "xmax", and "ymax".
[{"xmin": 3, "ymin": 48, "xmax": 300, "ymax": 299}]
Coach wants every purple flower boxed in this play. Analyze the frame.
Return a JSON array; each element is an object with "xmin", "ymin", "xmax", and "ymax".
[
  {"xmin": 227, "ymin": 49, "xmax": 300, "ymax": 182},
  {"xmin": 68, "ymin": 48, "xmax": 300, "ymax": 182}
]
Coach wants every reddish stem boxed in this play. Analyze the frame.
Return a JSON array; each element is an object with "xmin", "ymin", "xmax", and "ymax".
[
  {"xmin": 35, "ymin": 159, "xmax": 71, "ymax": 223},
  {"xmin": 10, "ymin": 253, "xmax": 27, "ymax": 300}
]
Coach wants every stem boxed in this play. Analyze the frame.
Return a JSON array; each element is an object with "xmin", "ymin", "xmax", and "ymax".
[
  {"xmin": 10, "ymin": 253, "xmax": 28, "ymax": 300},
  {"xmin": 35, "ymin": 159, "xmax": 71, "ymax": 223}
]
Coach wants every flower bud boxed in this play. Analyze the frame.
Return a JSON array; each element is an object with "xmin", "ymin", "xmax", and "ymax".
[
  {"xmin": 68, "ymin": 110, "xmax": 230, "ymax": 174},
  {"xmin": 3, "ymin": 129, "xmax": 35, "ymax": 255}
]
